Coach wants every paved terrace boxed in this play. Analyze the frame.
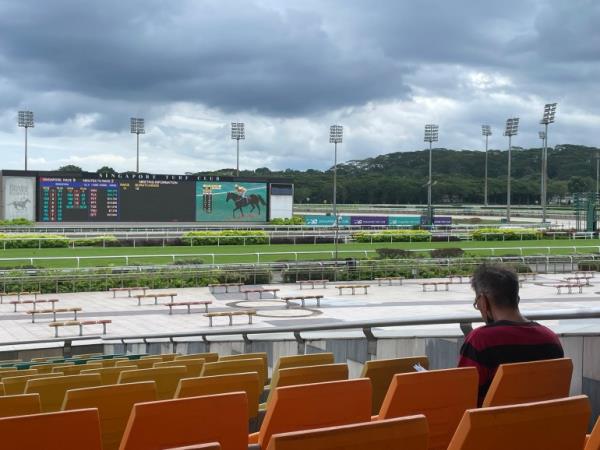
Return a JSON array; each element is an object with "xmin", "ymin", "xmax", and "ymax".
[{"xmin": 1, "ymin": 274, "xmax": 600, "ymax": 346}]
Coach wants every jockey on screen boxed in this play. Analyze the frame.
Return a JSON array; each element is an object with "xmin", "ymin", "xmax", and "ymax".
[{"xmin": 235, "ymin": 184, "xmax": 247, "ymax": 199}]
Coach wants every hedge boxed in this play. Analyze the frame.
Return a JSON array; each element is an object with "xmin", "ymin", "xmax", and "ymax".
[
  {"xmin": 471, "ymin": 228, "xmax": 542, "ymax": 241},
  {"xmin": 353, "ymin": 230, "xmax": 431, "ymax": 243},
  {"xmin": 270, "ymin": 216, "xmax": 305, "ymax": 225},
  {"xmin": 0, "ymin": 218, "xmax": 34, "ymax": 227},
  {"xmin": 182, "ymin": 230, "xmax": 269, "ymax": 245},
  {"xmin": 0, "ymin": 233, "xmax": 69, "ymax": 249}
]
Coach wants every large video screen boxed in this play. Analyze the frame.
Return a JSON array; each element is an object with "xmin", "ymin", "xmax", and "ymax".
[
  {"xmin": 37, "ymin": 176, "xmax": 269, "ymax": 223},
  {"xmin": 195, "ymin": 181, "xmax": 268, "ymax": 222}
]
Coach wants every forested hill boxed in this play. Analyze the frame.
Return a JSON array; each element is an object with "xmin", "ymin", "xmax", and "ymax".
[{"xmin": 231, "ymin": 144, "xmax": 599, "ymax": 205}]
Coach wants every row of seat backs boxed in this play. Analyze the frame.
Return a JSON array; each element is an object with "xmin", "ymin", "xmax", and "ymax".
[{"xmin": 0, "ymin": 392, "xmax": 594, "ymax": 450}]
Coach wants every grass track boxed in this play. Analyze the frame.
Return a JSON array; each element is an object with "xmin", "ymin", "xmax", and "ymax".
[{"xmin": 0, "ymin": 239, "xmax": 599, "ymax": 268}]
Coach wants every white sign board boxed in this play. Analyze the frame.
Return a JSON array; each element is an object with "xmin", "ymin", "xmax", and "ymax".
[{"xmin": 2, "ymin": 176, "xmax": 36, "ymax": 221}]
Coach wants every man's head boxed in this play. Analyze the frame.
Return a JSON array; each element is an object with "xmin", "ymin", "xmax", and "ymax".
[{"xmin": 471, "ymin": 264, "xmax": 520, "ymax": 324}]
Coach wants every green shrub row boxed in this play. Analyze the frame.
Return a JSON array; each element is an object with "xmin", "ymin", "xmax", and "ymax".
[
  {"xmin": 0, "ymin": 234, "xmax": 121, "ymax": 249},
  {"xmin": 471, "ymin": 228, "xmax": 543, "ymax": 241},
  {"xmin": 182, "ymin": 230, "xmax": 269, "ymax": 245},
  {"xmin": 0, "ymin": 218, "xmax": 34, "ymax": 227},
  {"xmin": 353, "ymin": 230, "xmax": 432, "ymax": 243},
  {"xmin": 270, "ymin": 216, "xmax": 305, "ymax": 225}
]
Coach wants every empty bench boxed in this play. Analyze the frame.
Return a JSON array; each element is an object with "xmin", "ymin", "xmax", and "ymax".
[
  {"xmin": 0, "ymin": 290, "xmax": 41, "ymax": 303},
  {"xmin": 49, "ymin": 319, "xmax": 112, "ymax": 337},
  {"xmin": 27, "ymin": 307, "xmax": 81, "ymax": 323},
  {"xmin": 419, "ymin": 281, "xmax": 451, "ymax": 292},
  {"xmin": 134, "ymin": 293, "xmax": 177, "ymax": 306},
  {"xmin": 336, "ymin": 285, "xmax": 369, "ymax": 295},
  {"xmin": 208, "ymin": 283, "xmax": 244, "ymax": 293},
  {"xmin": 296, "ymin": 280, "xmax": 329, "ymax": 289},
  {"xmin": 165, "ymin": 301, "xmax": 212, "ymax": 314},
  {"xmin": 241, "ymin": 288, "xmax": 280, "ymax": 299},
  {"xmin": 205, "ymin": 310, "xmax": 257, "ymax": 327},
  {"xmin": 10, "ymin": 298, "xmax": 59, "ymax": 312},
  {"xmin": 565, "ymin": 276, "xmax": 591, "ymax": 286},
  {"xmin": 447, "ymin": 275, "xmax": 470, "ymax": 284},
  {"xmin": 554, "ymin": 283, "xmax": 585, "ymax": 294},
  {"xmin": 374, "ymin": 277, "xmax": 404, "ymax": 286},
  {"xmin": 109, "ymin": 286, "xmax": 148, "ymax": 297},
  {"xmin": 282, "ymin": 295, "xmax": 324, "ymax": 308}
]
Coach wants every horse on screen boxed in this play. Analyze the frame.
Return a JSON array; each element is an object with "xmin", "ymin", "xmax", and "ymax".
[{"xmin": 226, "ymin": 191, "xmax": 266, "ymax": 217}]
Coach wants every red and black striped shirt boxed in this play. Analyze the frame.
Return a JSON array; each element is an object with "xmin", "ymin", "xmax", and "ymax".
[{"xmin": 458, "ymin": 320, "xmax": 564, "ymax": 406}]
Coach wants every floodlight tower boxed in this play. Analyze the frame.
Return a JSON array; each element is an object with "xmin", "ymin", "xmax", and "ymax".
[
  {"xmin": 482, "ymin": 125, "xmax": 492, "ymax": 206},
  {"xmin": 540, "ymin": 103, "xmax": 557, "ymax": 223},
  {"xmin": 538, "ymin": 130, "xmax": 546, "ymax": 209},
  {"xmin": 231, "ymin": 122, "xmax": 245, "ymax": 176},
  {"xmin": 330, "ymin": 124, "xmax": 343, "ymax": 263},
  {"xmin": 504, "ymin": 117, "xmax": 519, "ymax": 222},
  {"xmin": 18, "ymin": 111, "xmax": 34, "ymax": 170},
  {"xmin": 130, "ymin": 118, "xmax": 145, "ymax": 173},
  {"xmin": 424, "ymin": 124, "xmax": 439, "ymax": 224}
]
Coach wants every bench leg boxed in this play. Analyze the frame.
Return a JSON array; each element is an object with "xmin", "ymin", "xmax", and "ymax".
[
  {"xmin": 229, "ymin": 315, "xmax": 233, "ymax": 326},
  {"xmin": 208, "ymin": 317, "xmax": 213, "ymax": 327},
  {"xmin": 137, "ymin": 299, "xmax": 141, "ymax": 306},
  {"xmin": 79, "ymin": 325, "xmax": 83, "ymax": 336},
  {"xmin": 168, "ymin": 306, "xmax": 173, "ymax": 315},
  {"xmin": 113, "ymin": 291, "xmax": 116, "ymax": 298},
  {"xmin": 13, "ymin": 304, "xmax": 17, "ymax": 313},
  {"xmin": 187, "ymin": 305, "xmax": 191, "ymax": 314},
  {"xmin": 204, "ymin": 304, "xmax": 209, "ymax": 313},
  {"xmin": 248, "ymin": 314, "xmax": 253, "ymax": 324},
  {"xmin": 317, "ymin": 299, "xmax": 321, "ymax": 307},
  {"xmin": 102, "ymin": 323, "xmax": 107, "ymax": 334},
  {"xmin": 74, "ymin": 310, "xmax": 78, "ymax": 320},
  {"xmin": 301, "ymin": 300, "xmax": 305, "ymax": 308},
  {"xmin": 273, "ymin": 291, "xmax": 277, "ymax": 298},
  {"xmin": 54, "ymin": 327, "xmax": 59, "ymax": 338},
  {"xmin": 31, "ymin": 314, "xmax": 35, "ymax": 324},
  {"xmin": 299, "ymin": 284, "xmax": 303, "ymax": 290},
  {"xmin": 155, "ymin": 297, "xmax": 159, "ymax": 305}
]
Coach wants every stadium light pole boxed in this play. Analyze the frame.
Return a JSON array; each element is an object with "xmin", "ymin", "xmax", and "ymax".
[
  {"xmin": 538, "ymin": 130, "xmax": 546, "ymax": 210},
  {"xmin": 540, "ymin": 103, "xmax": 557, "ymax": 224},
  {"xmin": 424, "ymin": 124, "xmax": 439, "ymax": 224},
  {"xmin": 231, "ymin": 122, "xmax": 245, "ymax": 176},
  {"xmin": 130, "ymin": 117, "xmax": 145, "ymax": 173},
  {"xmin": 330, "ymin": 124, "xmax": 343, "ymax": 263},
  {"xmin": 18, "ymin": 111, "xmax": 34, "ymax": 171},
  {"xmin": 504, "ymin": 117, "xmax": 519, "ymax": 222},
  {"xmin": 482, "ymin": 125, "xmax": 492, "ymax": 206},
  {"xmin": 596, "ymin": 150, "xmax": 600, "ymax": 200}
]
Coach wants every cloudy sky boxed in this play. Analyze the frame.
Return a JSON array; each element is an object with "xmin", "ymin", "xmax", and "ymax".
[{"xmin": 1, "ymin": 0, "xmax": 599, "ymax": 174}]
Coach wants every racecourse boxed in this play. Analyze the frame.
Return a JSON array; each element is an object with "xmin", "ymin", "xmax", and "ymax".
[{"xmin": 1, "ymin": 238, "xmax": 600, "ymax": 268}]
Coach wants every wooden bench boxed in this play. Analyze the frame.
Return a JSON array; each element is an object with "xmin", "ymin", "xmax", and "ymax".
[
  {"xmin": 517, "ymin": 272, "xmax": 538, "ymax": 280},
  {"xmin": 296, "ymin": 280, "xmax": 329, "ymax": 289},
  {"xmin": 165, "ymin": 301, "xmax": 212, "ymax": 314},
  {"xmin": 554, "ymin": 283, "xmax": 585, "ymax": 294},
  {"xmin": 27, "ymin": 307, "xmax": 81, "ymax": 323},
  {"xmin": 574, "ymin": 270, "xmax": 595, "ymax": 279},
  {"xmin": 565, "ymin": 276, "xmax": 591, "ymax": 286},
  {"xmin": 208, "ymin": 283, "xmax": 244, "ymax": 293},
  {"xmin": 10, "ymin": 298, "xmax": 59, "ymax": 312},
  {"xmin": 419, "ymin": 281, "xmax": 451, "ymax": 292},
  {"xmin": 241, "ymin": 288, "xmax": 280, "ymax": 299},
  {"xmin": 205, "ymin": 310, "xmax": 257, "ymax": 327},
  {"xmin": 133, "ymin": 292, "xmax": 177, "ymax": 306},
  {"xmin": 446, "ymin": 275, "xmax": 470, "ymax": 284},
  {"xmin": 336, "ymin": 285, "xmax": 369, "ymax": 295},
  {"xmin": 282, "ymin": 295, "xmax": 324, "ymax": 308},
  {"xmin": 49, "ymin": 319, "xmax": 112, "ymax": 337},
  {"xmin": 0, "ymin": 290, "xmax": 41, "ymax": 303},
  {"xmin": 374, "ymin": 277, "xmax": 404, "ymax": 286},
  {"xmin": 109, "ymin": 286, "xmax": 148, "ymax": 297}
]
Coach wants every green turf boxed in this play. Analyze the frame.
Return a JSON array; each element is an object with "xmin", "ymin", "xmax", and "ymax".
[{"xmin": 0, "ymin": 238, "xmax": 599, "ymax": 268}]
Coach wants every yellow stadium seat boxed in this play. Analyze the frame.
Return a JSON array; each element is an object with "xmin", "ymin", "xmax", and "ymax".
[
  {"xmin": 175, "ymin": 372, "xmax": 260, "ymax": 419},
  {"xmin": 360, "ymin": 356, "xmax": 429, "ymax": 415},
  {"xmin": 142, "ymin": 353, "xmax": 178, "ymax": 362},
  {"xmin": 0, "ymin": 382, "xmax": 3, "ymax": 396},
  {"xmin": 116, "ymin": 358, "xmax": 163, "ymax": 369},
  {"xmin": 378, "ymin": 367, "xmax": 478, "ymax": 450},
  {"xmin": 0, "ymin": 408, "xmax": 102, "ymax": 450},
  {"xmin": 0, "ymin": 369, "xmax": 38, "ymax": 381},
  {"xmin": 0, "ymin": 393, "xmax": 41, "ymax": 418},
  {"xmin": 154, "ymin": 359, "xmax": 205, "ymax": 377},
  {"xmin": 119, "ymin": 392, "xmax": 247, "ymax": 450},
  {"xmin": 175, "ymin": 353, "xmax": 219, "ymax": 363},
  {"xmin": 220, "ymin": 352, "xmax": 267, "ymax": 366},
  {"xmin": 99, "ymin": 357, "xmax": 130, "ymax": 368},
  {"xmin": 447, "ymin": 396, "xmax": 590, "ymax": 450},
  {"xmin": 80, "ymin": 366, "xmax": 137, "ymax": 385},
  {"xmin": 53, "ymin": 362, "xmax": 103, "ymax": 375},
  {"xmin": 263, "ymin": 363, "xmax": 348, "ymax": 409},
  {"xmin": 201, "ymin": 359, "xmax": 267, "ymax": 389},
  {"xmin": 63, "ymin": 381, "xmax": 157, "ymax": 450},
  {"xmin": 31, "ymin": 362, "xmax": 74, "ymax": 374},
  {"xmin": 482, "ymin": 358, "xmax": 573, "ymax": 408},
  {"xmin": 249, "ymin": 379, "xmax": 372, "ymax": 449},
  {"xmin": 119, "ymin": 366, "xmax": 187, "ymax": 400},
  {"xmin": 25, "ymin": 374, "xmax": 102, "ymax": 412},
  {"xmin": 3, "ymin": 373, "xmax": 64, "ymax": 395},
  {"xmin": 266, "ymin": 415, "xmax": 429, "ymax": 450}
]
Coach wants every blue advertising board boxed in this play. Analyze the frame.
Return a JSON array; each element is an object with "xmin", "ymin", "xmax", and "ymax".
[{"xmin": 350, "ymin": 215, "xmax": 388, "ymax": 226}]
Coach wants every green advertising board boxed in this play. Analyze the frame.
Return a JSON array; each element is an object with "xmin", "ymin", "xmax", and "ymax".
[
  {"xmin": 195, "ymin": 181, "xmax": 268, "ymax": 222},
  {"xmin": 388, "ymin": 216, "xmax": 421, "ymax": 226}
]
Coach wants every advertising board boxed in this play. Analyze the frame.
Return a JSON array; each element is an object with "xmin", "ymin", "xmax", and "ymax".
[{"xmin": 2, "ymin": 176, "xmax": 36, "ymax": 221}]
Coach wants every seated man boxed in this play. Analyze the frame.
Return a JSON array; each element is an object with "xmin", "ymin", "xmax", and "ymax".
[{"xmin": 458, "ymin": 264, "xmax": 564, "ymax": 405}]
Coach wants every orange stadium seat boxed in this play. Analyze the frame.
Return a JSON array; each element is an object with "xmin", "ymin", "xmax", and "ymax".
[
  {"xmin": 25, "ymin": 373, "xmax": 102, "ymax": 412},
  {"xmin": 80, "ymin": 365, "xmax": 138, "ymax": 385},
  {"xmin": 118, "ymin": 392, "xmax": 247, "ymax": 450},
  {"xmin": 2, "ymin": 373, "xmax": 64, "ymax": 395},
  {"xmin": 142, "ymin": 353, "xmax": 178, "ymax": 362},
  {"xmin": 482, "ymin": 358, "xmax": 573, "ymax": 407},
  {"xmin": 154, "ymin": 359, "xmax": 205, "ymax": 377},
  {"xmin": 250, "ymin": 378, "xmax": 372, "ymax": 448},
  {"xmin": 360, "ymin": 356, "xmax": 429, "ymax": 415},
  {"xmin": 165, "ymin": 444, "xmax": 221, "ymax": 450},
  {"xmin": 116, "ymin": 358, "xmax": 163, "ymax": 369},
  {"xmin": 201, "ymin": 359, "xmax": 267, "ymax": 390},
  {"xmin": 0, "ymin": 393, "xmax": 41, "ymax": 418},
  {"xmin": 175, "ymin": 353, "xmax": 219, "ymax": 363},
  {"xmin": 0, "ymin": 408, "xmax": 103, "ymax": 450},
  {"xmin": 585, "ymin": 417, "xmax": 600, "ymax": 450},
  {"xmin": 378, "ymin": 367, "xmax": 478, "ymax": 450},
  {"xmin": 63, "ymin": 381, "xmax": 158, "ymax": 450},
  {"xmin": 119, "ymin": 366, "xmax": 187, "ymax": 400},
  {"xmin": 266, "ymin": 415, "xmax": 429, "ymax": 450},
  {"xmin": 447, "ymin": 396, "xmax": 590, "ymax": 450}
]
